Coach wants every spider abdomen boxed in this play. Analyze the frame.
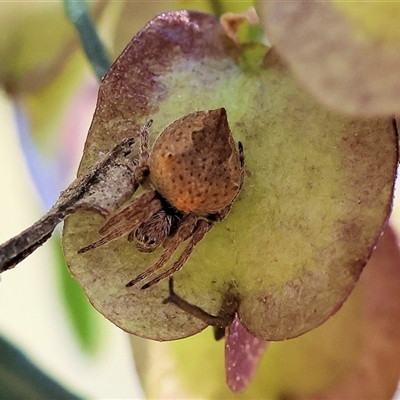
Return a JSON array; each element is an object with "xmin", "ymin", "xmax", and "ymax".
[{"xmin": 149, "ymin": 108, "xmax": 243, "ymax": 215}]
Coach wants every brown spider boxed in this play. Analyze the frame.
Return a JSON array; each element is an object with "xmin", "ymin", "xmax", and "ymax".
[
  {"xmin": 79, "ymin": 108, "xmax": 244, "ymax": 289},
  {"xmin": 163, "ymin": 278, "xmax": 238, "ymax": 340}
]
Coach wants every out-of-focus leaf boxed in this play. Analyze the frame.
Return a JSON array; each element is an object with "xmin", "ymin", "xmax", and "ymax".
[
  {"xmin": 333, "ymin": 2, "xmax": 400, "ymax": 44},
  {"xmin": 0, "ymin": 1, "xmax": 108, "ymax": 95},
  {"xmin": 22, "ymin": 50, "xmax": 87, "ymax": 154},
  {"xmin": 0, "ymin": 334, "xmax": 83, "ymax": 400},
  {"xmin": 258, "ymin": 1, "xmax": 400, "ymax": 116},
  {"xmin": 0, "ymin": 2, "xmax": 75, "ymax": 95},
  {"xmin": 130, "ymin": 225, "xmax": 400, "ymax": 399},
  {"xmin": 63, "ymin": 11, "xmax": 397, "ymax": 342},
  {"xmin": 54, "ymin": 235, "xmax": 104, "ymax": 355},
  {"xmin": 1, "ymin": 1, "xmax": 107, "ymax": 156}
]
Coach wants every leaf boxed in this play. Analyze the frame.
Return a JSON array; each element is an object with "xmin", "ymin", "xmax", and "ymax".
[
  {"xmin": 258, "ymin": 1, "xmax": 400, "ymax": 116},
  {"xmin": 0, "ymin": 2, "xmax": 75, "ymax": 94},
  {"xmin": 0, "ymin": 334, "xmax": 82, "ymax": 400},
  {"xmin": 62, "ymin": 11, "xmax": 397, "ymax": 342},
  {"xmin": 131, "ymin": 225, "xmax": 400, "ymax": 399},
  {"xmin": 294, "ymin": 224, "xmax": 400, "ymax": 399},
  {"xmin": 225, "ymin": 314, "xmax": 267, "ymax": 392}
]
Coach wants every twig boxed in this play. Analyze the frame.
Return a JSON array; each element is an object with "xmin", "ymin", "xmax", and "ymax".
[{"xmin": 0, "ymin": 137, "xmax": 138, "ymax": 273}]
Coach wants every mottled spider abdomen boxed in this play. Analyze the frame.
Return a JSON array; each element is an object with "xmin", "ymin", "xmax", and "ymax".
[{"xmin": 149, "ymin": 108, "xmax": 242, "ymax": 215}]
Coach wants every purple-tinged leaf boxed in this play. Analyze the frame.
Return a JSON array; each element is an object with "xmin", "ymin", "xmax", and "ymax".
[
  {"xmin": 225, "ymin": 313, "xmax": 267, "ymax": 392},
  {"xmin": 62, "ymin": 10, "xmax": 397, "ymax": 342}
]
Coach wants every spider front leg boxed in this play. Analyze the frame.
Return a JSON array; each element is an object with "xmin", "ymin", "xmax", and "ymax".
[
  {"xmin": 126, "ymin": 214, "xmax": 212, "ymax": 289},
  {"xmin": 133, "ymin": 119, "xmax": 152, "ymax": 183},
  {"xmin": 78, "ymin": 190, "xmax": 161, "ymax": 253}
]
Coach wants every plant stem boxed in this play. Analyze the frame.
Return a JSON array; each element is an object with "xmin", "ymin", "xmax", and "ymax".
[
  {"xmin": 64, "ymin": 0, "xmax": 111, "ymax": 81},
  {"xmin": 209, "ymin": 0, "xmax": 224, "ymax": 18}
]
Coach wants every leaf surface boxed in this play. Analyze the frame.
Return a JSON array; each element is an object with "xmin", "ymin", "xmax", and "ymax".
[{"xmin": 62, "ymin": 11, "xmax": 397, "ymax": 341}]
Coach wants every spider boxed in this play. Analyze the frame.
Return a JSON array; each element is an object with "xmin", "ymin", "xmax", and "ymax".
[
  {"xmin": 79, "ymin": 108, "xmax": 244, "ymax": 289},
  {"xmin": 163, "ymin": 277, "xmax": 238, "ymax": 340}
]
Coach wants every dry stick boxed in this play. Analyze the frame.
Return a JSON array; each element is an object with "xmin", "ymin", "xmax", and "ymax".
[
  {"xmin": 0, "ymin": 212, "xmax": 64, "ymax": 273},
  {"xmin": 0, "ymin": 137, "xmax": 139, "ymax": 273}
]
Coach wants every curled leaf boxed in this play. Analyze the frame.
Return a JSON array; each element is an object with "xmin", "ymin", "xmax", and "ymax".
[{"xmin": 220, "ymin": 7, "xmax": 260, "ymax": 44}]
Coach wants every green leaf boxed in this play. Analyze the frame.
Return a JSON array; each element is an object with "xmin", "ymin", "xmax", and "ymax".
[
  {"xmin": 0, "ymin": 334, "xmax": 83, "ymax": 400},
  {"xmin": 62, "ymin": 11, "xmax": 397, "ymax": 342}
]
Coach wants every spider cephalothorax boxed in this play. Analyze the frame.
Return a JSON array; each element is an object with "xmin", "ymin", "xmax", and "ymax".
[
  {"xmin": 79, "ymin": 108, "xmax": 244, "ymax": 289},
  {"xmin": 129, "ymin": 202, "xmax": 182, "ymax": 254}
]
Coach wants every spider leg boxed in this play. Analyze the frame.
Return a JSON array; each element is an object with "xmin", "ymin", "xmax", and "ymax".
[
  {"xmin": 126, "ymin": 213, "xmax": 198, "ymax": 287},
  {"xmin": 139, "ymin": 119, "xmax": 152, "ymax": 168},
  {"xmin": 140, "ymin": 219, "xmax": 213, "ymax": 290},
  {"xmin": 78, "ymin": 190, "xmax": 161, "ymax": 253},
  {"xmin": 134, "ymin": 119, "xmax": 152, "ymax": 182},
  {"xmin": 99, "ymin": 190, "xmax": 157, "ymax": 234},
  {"xmin": 238, "ymin": 141, "xmax": 245, "ymax": 190},
  {"xmin": 163, "ymin": 278, "xmax": 232, "ymax": 330}
]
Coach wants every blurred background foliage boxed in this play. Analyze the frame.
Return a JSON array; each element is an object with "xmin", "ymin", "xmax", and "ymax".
[{"xmin": 1, "ymin": 0, "xmax": 400, "ymax": 399}]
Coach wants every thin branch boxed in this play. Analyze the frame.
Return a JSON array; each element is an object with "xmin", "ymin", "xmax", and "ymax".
[{"xmin": 0, "ymin": 137, "xmax": 138, "ymax": 273}]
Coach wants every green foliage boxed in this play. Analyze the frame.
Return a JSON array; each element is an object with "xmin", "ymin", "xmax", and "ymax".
[{"xmin": 0, "ymin": 334, "xmax": 83, "ymax": 400}]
